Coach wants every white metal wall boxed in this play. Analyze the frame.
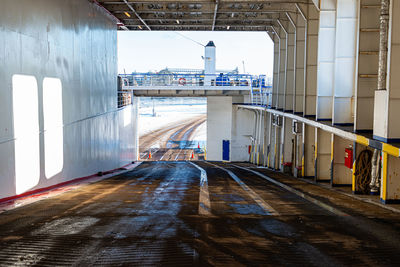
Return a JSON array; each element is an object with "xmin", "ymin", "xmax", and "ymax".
[
  {"xmin": 0, "ymin": 0, "xmax": 138, "ymax": 199},
  {"xmin": 206, "ymin": 96, "xmax": 233, "ymax": 161},
  {"xmin": 316, "ymin": 0, "xmax": 336, "ymax": 120},
  {"xmin": 231, "ymin": 105, "xmax": 254, "ymax": 162}
]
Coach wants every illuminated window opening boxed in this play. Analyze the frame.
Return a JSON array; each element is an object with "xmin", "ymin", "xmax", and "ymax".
[
  {"xmin": 43, "ymin": 77, "xmax": 64, "ymax": 179},
  {"xmin": 12, "ymin": 74, "xmax": 40, "ymax": 194}
]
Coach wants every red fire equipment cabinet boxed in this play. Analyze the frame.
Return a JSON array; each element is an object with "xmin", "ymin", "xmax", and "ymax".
[{"xmin": 345, "ymin": 147, "xmax": 353, "ymax": 169}]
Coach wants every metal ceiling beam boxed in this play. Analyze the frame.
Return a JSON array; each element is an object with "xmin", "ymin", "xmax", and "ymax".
[
  {"xmin": 123, "ymin": 0, "xmax": 152, "ymax": 30},
  {"xmin": 122, "ymin": 18, "xmax": 276, "ymax": 22},
  {"xmin": 212, "ymin": 0, "xmax": 219, "ymax": 30},
  {"xmin": 124, "ymin": 22, "xmax": 275, "ymax": 28},
  {"xmin": 103, "ymin": 3, "xmax": 297, "ymax": 12},
  {"xmin": 114, "ymin": 11, "xmax": 278, "ymax": 20},
  {"xmin": 113, "ymin": 10, "xmax": 292, "ymax": 15},
  {"xmin": 125, "ymin": 24, "xmax": 273, "ymax": 28},
  {"xmin": 97, "ymin": 0, "xmax": 302, "ymax": 31}
]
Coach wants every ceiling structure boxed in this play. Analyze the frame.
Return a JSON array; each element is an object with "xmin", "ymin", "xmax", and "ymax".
[{"xmin": 94, "ymin": 0, "xmax": 311, "ymax": 31}]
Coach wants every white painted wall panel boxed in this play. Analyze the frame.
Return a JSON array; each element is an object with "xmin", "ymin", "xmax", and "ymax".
[
  {"xmin": 356, "ymin": 97, "xmax": 375, "ymax": 129},
  {"xmin": 320, "ymin": 0, "xmax": 336, "ymax": 10},
  {"xmin": 333, "ymin": 0, "xmax": 358, "ymax": 125},
  {"xmin": 355, "ymin": 0, "xmax": 380, "ymax": 132},
  {"xmin": 316, "ymin": 4, "xmax": 336, "ymax": 121},
  {"xmin": 231, "ymin": 106, "xmax": 254, "ymax": 162},
  {"xmin": 373, "ymin": 90, "xmax": 389, "ymax": 138},
  {"xmin": 388, "ymin": 44, "xmax": 400, "ymax": 98},
  {"xmin": 278, "ymin": 34, "xmax": 287, "ymax": 109},
  {"xmin": 336, "ymin": 0, "xmax": 357, "ymax": 17},
  {"xmin": 386, "ymin": 155, "xmax": 400, "ymax": 200},
  {"xmin": 304, "ymin": 125, "xmax": 315, "ymax": 177},
  {"xmin": 207, "ymin": 96, "xmax": 232, "ymax": 161},
  {"xmin": 332, "ymin": 135, "xmax": 353, "ymax": 185},
  {"xmin": 294, "ymin": 13, "xmax": 305, "ymax": 114},
  {"xmin": 0, "ymin": 0, "xmax": 138, "ymax": 199},
  {"xmin": 335, "ymin": 19, "xmax": 358, "ymax": 58},
  {"xmin": 304, "ymin": 3, "xmax": 319, "ymax": 117},
  {"xmin": 317, "ymin": 97, "xmax": 333, "ymax": 119},
  {"xmin": 317, "ymin": 63, "xmax": 335, "ymax": 96},
  {"xmin": 283, "ymin": 118, "xmax": 293, "ymax": 163},
  {"xmin": 317, "ymin": 130, "xmax": 331, "ymax": 180},
  {"xmin": 374, "ymin": 0, "xmax": 400, "ymax": 140},
  {"xmin": 334, "ymin": 57, "xmax": 356, "ymax": 97},
  {"xmin": 318, "ymin": 29, "xmax": 336, "ymax": 62}
]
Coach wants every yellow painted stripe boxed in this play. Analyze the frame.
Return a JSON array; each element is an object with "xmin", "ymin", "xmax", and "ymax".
[
  {"xmin": 314, "ymin": 128, "xmax": 318, "ymax": 160},
  {"xmin": 301, "ymin": 156, "xmax": 305, "ymax": 177},
  {"xmin": 381, "ymin": 152, "xmax": 388, "ymax": 201},
  {"xmin": 355, "ymin": 135, "xmax": 369, "ymax": 147},
  {"xmin": 330, "ymin": 134, "xmax": 334, "ymax": 161},
  {"xmin": 314, "ymin": 140, "xmax": 318, "ymax": 160},
  {"xmin": 352, "ymin": 160, "xmax": 356, "ymax": 192},
  {"xmin": 382, "ymin": 143, "xmax": 400, "ymax": 158}
]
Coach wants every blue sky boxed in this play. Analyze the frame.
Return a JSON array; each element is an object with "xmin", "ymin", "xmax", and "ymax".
[{"xmin": 118, "ymin": 31, "xmax": 274, "ymax": 76}]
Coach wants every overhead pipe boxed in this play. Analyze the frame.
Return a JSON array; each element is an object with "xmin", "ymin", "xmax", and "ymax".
[
  {"xmin": 262, "ymin": 111, "xmax": 267, "ymax": 165},
  {"xmin": 274, "ymin": 119, "xmax": 280, "ymax": 170},
  {"xmin": 248, "ymin": 109, "xmax": 259, "ymax": 163},
  {"xmin": 258, "ymin": 110, "xmax": 263, "ymax": 165},
  {"xmin": 280, "ymin": 117, "xmax": 286, "ymax": 171},
  {"xmin": 377, "ymin": 0, "xmax": 390, "ymax": 90},
  {"xmin": 267, "ymin": 113, "xmax": 273, "ymax": 168},
  {"xmin": 262, "ymin": 112, "xmax": 267, "ymax": 166},
  {"xmin": 370, "ymin": 149, "xmax": 381, "ymax": 193},
  {"xmin": 256, "ymin": 110, "xmax": 262, "ymax": 164},
  {"xmin": 253, "ymin": 110, "xmax": 259, "ymax": 164}
]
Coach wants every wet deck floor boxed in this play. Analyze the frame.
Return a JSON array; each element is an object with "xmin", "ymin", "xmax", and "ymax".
[{"xmin": 1, "ymin": 161, "xmax": 400, "ymax": 266}]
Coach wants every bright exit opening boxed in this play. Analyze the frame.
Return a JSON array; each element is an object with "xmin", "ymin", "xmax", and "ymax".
[
  {"xmin": 139, "ymin": 97, "xmax": 206, "ymax": 161},
  {"xmin": 118, "ymin": 31, "xmax": 273, "ymax": 161}
]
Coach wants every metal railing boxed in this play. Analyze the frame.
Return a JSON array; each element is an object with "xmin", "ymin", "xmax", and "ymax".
[
  {"xmin": 118, "ymin": 90, "xmax": 133, "ymax": 108},
  {"xmin": 118, "ymin": 73, "xmax": 272, "ymax": 105},
  {"xmin": 119, "ymin": 73, "xmax": 256, "ymax": 87},
  {"xmin": 250, "ymin": 80, "xmax": 272, "ymax": 106}
]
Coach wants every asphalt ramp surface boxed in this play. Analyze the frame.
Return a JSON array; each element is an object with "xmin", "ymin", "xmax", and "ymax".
[{"xmin": 0, "ymin": 161, "xmax": 400, "ymax": 266}]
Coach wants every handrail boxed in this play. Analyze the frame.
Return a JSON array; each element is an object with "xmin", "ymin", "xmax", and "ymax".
[{"xmin": 118, "ymin": 73, "xmax": 272, "ymax": 104}]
